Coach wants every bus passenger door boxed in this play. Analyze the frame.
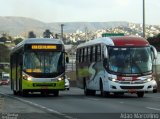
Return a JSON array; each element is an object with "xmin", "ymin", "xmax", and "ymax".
[{"xmin": 17, "ymin": 53, "xmax": 23, "ymax": 92}]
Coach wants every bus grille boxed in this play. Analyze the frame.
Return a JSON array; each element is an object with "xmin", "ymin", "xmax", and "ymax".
[
  {"xmin": 119, "ymin": 81, "xmax": 145, "ymax": 84},
  {"xmin": 33, "ymin": 83, "xmax": 56, "ymax": 87},
  {"xmin": 120, "ymin": 86, "xmax": 144, "ymax": 89}
]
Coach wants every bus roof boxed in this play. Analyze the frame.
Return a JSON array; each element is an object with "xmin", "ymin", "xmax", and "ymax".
[
  {"xmin": 111, "ymin": 36, "xmax": 149, "ymax": 46},
  {"xmin": 77, "ymin": 37, "xmax": 114, "ymax": 48},
  {"xmin": 12, "ymin": 38, "xmax": 64, "ymax": 53},
  {"xmin": 19, "ymin": 38, "xmax": 63, "ymax": 45},
  {"xmin": 77, "ymin": 36, "xmax": 149, "ymax": 48}
]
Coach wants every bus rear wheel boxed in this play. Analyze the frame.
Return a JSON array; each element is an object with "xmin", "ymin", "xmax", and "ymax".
[
  {"xmin": 84, "ymin": 83, "xmax": 89, "ymax": 96},
  {"xmin": 84, "ymin": 81, "xmax": 95, "ymax": 96}
]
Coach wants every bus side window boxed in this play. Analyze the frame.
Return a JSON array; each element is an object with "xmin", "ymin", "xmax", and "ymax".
[
  {"xmin": 76, "ymin": 49, "xmax": 79, "ymax": 63},
  {"xmin": 86, "ymin": 47, "xmax": 88, "ymax": 62},
  {"xmin": 102, "ymin": 46, "xmax": 105, "ymax": 59},
  {"xmin": 88, "ymin": 47, "xmax": 91, "ymax": 62},
  {"xmin": 84, "ymin": 47, "xmax": 87, "ymax": 62},
  {"xmin": 95, "ymin": 45, "xmax": 97, "ymax": 62},
  {"xmin": 90, "ymin": 46, "xmax": 93, "ymax": 62},
  {"xmin": 82, "ymin": 48, "xmax": 85, "ymax": 62},
  {"xmin": 79, "ymin": 49, "xmax": 82, "ymax": 63},
  {"xmin": 95, "ymin": 45, "xmax": 101, "ymax": 61},
  {"xmin": 92, "ymin": 46, "xmax": 95, "ymax": 62},
  {"xmin": 98, "ymin": 45, "xmax": 102, "ymax": 61}
]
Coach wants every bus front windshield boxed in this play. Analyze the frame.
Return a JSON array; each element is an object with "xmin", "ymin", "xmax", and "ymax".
[
  {"xmin": 23, "ymin": 51, "xmax": 65, "ymax": 77},
  {"xmin": 108, "ymin": 46, "xmax": 152, "ymax": 75}
]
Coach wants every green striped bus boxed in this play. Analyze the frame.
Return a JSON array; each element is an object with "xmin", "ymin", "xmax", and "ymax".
[{"xmin": 10, "ymin": 38, "xmax": 68, "ymax": 96}]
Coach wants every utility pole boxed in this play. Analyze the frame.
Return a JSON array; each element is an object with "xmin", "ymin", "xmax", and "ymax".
[
  {"xmin": 61, "ymin": 24, "xmax": 64, "ymax": 41},
  {"xmin": 143, "ymin": 0, "xmax": 145, "ymax": 38}
]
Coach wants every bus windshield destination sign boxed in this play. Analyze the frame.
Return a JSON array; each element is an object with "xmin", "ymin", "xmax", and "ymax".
[{"xmin": 31, "ymin": 45, "xmax": 57, "ymax": 50}]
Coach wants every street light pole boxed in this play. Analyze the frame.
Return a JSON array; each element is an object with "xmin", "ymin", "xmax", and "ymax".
[
  {"xmin": 61, "ymin": 24, "xmax": 64, "ymax": 41},
  {"xmin": 143, "ymin": 0, "xmax": 145, "ymax": 38}
]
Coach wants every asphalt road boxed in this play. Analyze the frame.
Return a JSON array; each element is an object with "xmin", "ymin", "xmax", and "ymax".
[{"xmin": 0, "ymin": 85, "xmax": 160, "ymax": 119}]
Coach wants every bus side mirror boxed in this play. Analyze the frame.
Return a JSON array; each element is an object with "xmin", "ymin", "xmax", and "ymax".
[
  {"xmin": 66, "ymin": 57, "xmax": 69, "ymax": 63},
  {"xmin": 151, "ymin": 45, "xmax": 157, "ymax": 59},
  {"xmin": 104, "ymin": 47, "xmax": 108, "ymax": 59}
]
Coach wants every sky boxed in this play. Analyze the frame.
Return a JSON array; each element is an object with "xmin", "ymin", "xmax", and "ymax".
[{"xmin": 0, "ymin": 0, "xmax": 160, "ymax": 25}]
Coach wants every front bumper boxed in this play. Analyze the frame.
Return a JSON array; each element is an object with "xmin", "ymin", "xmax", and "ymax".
[{"xmin": 105, "ymin": 80, "xmax": 157, "ymax": 93}]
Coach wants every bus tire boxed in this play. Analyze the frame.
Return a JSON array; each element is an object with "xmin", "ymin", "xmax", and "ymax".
[
  {"xmin": 153, "ymin": 89, "xmax": 157, "ymax": 93},
  {"xmin": 137, "ymin": 92, "xmax": 144, "ymax": 98},
  {"xmin": 83, "ymin": 79, "xmax": 95, "ymax": 96},
  {"xmin": 100, "ymin": 80, "xmax": 106, "ymax": 97},
  {"xmin": 41, "ymin": 91, "xmax": 46, "ymax": 96},
  {"xmin": 54, "ymin": 91, "xmax": 59, "ymax": 96},
  {"xmin": 84, "ymin": 86, "xmax": 95, "ymax": 96},
  {"xmin": 90, "ymin": 90, "xmax": 96, "ymax": 96},
  {"xmin": 21, "ymin": 90, "xmax": 28, "ymax": 97},
  {"xmin": 13, "ymin": 90, "xmax": 18, "ymax": 95},
  {"xmin": 84, "ymin": 83, "xmax": 89, "ymax": 96},
  {"xmin": 84, "ymin": 80, "xmax": 90, "ymax": 96}
]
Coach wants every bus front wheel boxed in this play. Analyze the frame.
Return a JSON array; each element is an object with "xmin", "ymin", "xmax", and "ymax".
[
  {"xmin": 21, "ymin": 90, "xmax": 28, "ymax": 97},
  {"xmin": 100, "ymin": 80, "xmax": 110, "ymax": 97},
  {"xmin": 54, "ymin": 91, "xmax": 59, "ymax": 96},
  {"xmin": 137, "ymin": 92, "xmax": 144, "ymax": 98},
  {"xmin": 100, "ymin": 80, "xmax": 106, "ymax": 97},
  {"xmin": 13, "ymin": 90, "xmax": 18, "ymax": 95}
]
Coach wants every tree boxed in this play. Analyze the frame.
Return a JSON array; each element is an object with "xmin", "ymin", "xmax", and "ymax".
[
  {"xmin": 147, "ymin": 33, "xmax": 160, "ymax": 51},
  {"xmin": 28, "ymin": 31, "xmax": 36, "ymax": 38},
  {"xmin": 0, "ymin": 33, "xmax": 13, "ymax": 43},
  {"xmin": 43, "ymin": 29, "xmax": 52, "ymax": 38},
  {"xmin": 13, "ymin": 38, "xmax": 23, "ymax": 45},
  {"xmin": 0, "ymin": 44, "xmax": 10, "ymax": 62},
  {"xmin": 0, "ymin": 37, "xmax": 7, "ymax": 42},
  {"xmin": 157, "ymin": 33, "xmax": 160, "ymax": 39}
]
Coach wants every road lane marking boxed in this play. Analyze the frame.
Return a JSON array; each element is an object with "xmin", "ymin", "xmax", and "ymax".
[
  {"xmin": 146, "ymin": 107, "xmax": 160, "ymax": 111},
  {"xmin": 0, "ymin": 92, "xmax": 77, "ymax": 119}
]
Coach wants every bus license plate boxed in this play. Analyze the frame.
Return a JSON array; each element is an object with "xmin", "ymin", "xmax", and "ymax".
[
  {"xmin": 122, "ymin": 77, "xmax": 132, "ymax": 81},
  {"xmin": 41, "ymin": 86, "xmax": 48, "ymax": 89},
  {"xmin": 128, "ymin": 89, "xmax": 136, "ymax": 93}
]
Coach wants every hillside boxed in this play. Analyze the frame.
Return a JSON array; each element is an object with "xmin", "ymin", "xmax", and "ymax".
[{"xmin": 0, "ymin": 16, "xmax": 129, "ymax": 37}]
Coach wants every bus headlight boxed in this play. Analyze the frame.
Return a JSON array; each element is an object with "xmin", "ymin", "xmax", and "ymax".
[
  {"xmin": 57, "ymin": 77, "xmax": 64, "ymax": 81},
  {"xmin": 58, "ymin": 77, "xmax": 62, "ymax": 81},
  {"xmin": 108, "ymin": 77, "xmax": 117, "ymax": 82},
  {"xmin": 147, "ymin": 78, "xmax": 152, "ymax": 82},
  {"xmin": 27, "ymin": 76, "xmax": 32, "ymax": 81},
  {"xmin": 112, "ymin": 79, "xmax": 117, "ymax": 82},
  {"xmin": 23, "ymin": 74, "xmax": 32, "ymax": 81},
  {"xmin": 142, "ymin": 78, "xmax": 153, "ymax": 82}
]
